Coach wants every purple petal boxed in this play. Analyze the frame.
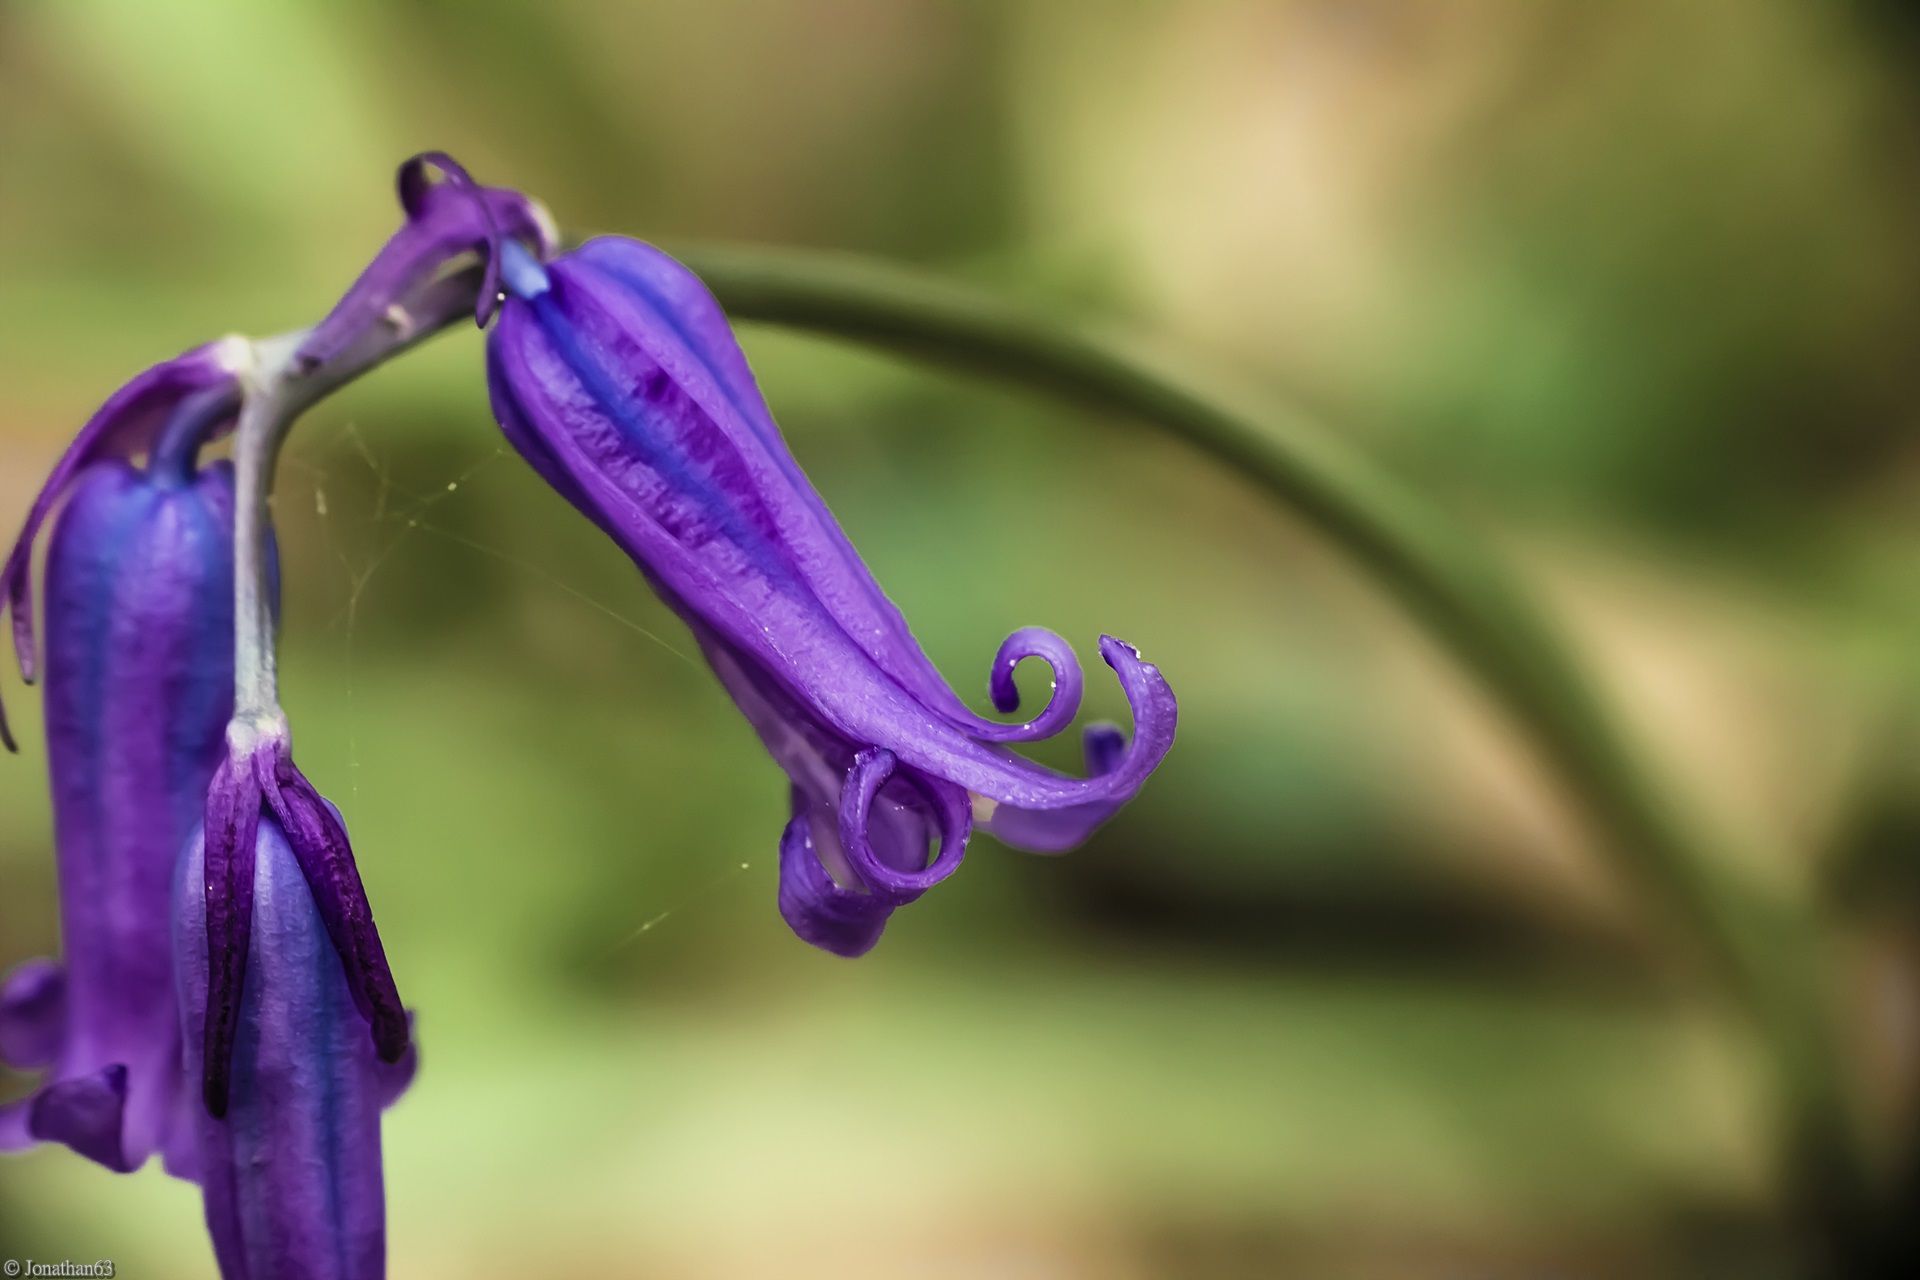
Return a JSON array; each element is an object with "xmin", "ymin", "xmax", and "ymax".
[
  {"xmin": 488, "ymin": 235, "xmax": 1180, "ymax": 950},
  {"xmin": 201, "ymin": 753, "xmax": 262, "ymax": 1118},
  {"xmin": 981, "ymin": 626, "xmax": 1085, "ymax": 740},
  {"xmin": 837, "ymin": 748, "xmax": 970, "ymax": 897},
  {"xmin": 376, "ymin": 1017, "xmax": 420, "ymax": 1108},
  {"xmin": 0, "ymin": 958, "xmax": 65, "ymax": 1069},
  {"xmin": 258, "ymin": 753, "xmax": 409, "ymax": 1065},
  {"xmin": 26, "ymin": 1064, "xmax": 131, "ymax": 1171},
  {"xmin": 777, "ymin": 796, "xmax": 894, "ymax": 958}
]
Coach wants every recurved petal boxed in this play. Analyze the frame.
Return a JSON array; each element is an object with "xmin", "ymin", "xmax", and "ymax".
[
  {"xmin": 837, "ymin": 748, "xmax": 970, "ymax": 897},
  {"xmin": 178, "ymin": 817, "xmax": 394, "ymax": 1280},
  {"xmin": 777, "ymin": 796, "xmax": 895, "ymax": 958}
]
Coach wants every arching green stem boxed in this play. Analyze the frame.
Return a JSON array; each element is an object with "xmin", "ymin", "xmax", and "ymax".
[{"xmin": 674, "ymin": 243, "xmax": 1865, "ymax": 1225}]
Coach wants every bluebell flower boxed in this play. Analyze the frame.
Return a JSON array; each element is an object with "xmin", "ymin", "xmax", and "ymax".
[
  {"xmin": 485, "ymin": 235, "xmax": 1178, "ymax": 955},
  {"xmin": 0, "ymin": 373, "xmax": 244, "ymax": 1172}
]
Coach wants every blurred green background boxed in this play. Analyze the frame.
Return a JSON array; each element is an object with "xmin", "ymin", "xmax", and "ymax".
[{"xmin": 1, "ymin": 1, "xmax": 1917, "ymax": 1276}]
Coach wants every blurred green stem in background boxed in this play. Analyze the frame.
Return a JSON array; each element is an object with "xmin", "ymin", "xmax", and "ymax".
[{"xmin": 676, "ymin": 244, "xmax": 1873, "ymax": 1252}]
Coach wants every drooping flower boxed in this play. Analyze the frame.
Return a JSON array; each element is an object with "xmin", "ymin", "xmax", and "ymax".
[
  {"xmin": 484, "ymin": 234, "xmax": 1177, "ymax": 955},
  {"xmin": 176, "ymin": 810, "xmax": 416, "ymax": 1279},
  {"xmin": 0, "ymin": 382, "xmax": 245, "ymax": 1173}
]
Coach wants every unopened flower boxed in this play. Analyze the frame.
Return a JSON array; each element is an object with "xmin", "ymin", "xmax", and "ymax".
[
  {"xmin": 177, "ymin": 810, "xmax": 415, "ymax": 1278},
  {"xmin": 0, "ymin": 382, "xmax": 244, "ymax": 1173},
  {"xmin": 485, "ymin": 235, "xmax": 1177, "ymax": 955}
]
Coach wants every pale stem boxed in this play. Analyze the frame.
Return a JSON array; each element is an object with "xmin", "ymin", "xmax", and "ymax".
[{"xmin": 226, "ymin": 266, "xmax": 489, "ymax": 744}]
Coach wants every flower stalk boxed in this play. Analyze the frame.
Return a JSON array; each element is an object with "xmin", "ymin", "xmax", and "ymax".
[{"xmin": 224, "ymin": 266, "xmax": 490, "ymax": 732}]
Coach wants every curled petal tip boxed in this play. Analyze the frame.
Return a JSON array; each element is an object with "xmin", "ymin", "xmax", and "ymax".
[
  {"xmin": 973, "ymin": 627, "xmax": 1084, "ymax": 741},
  {"xmin": 777, "ymin": 808, "xmax": 892, "ymax": 958},
  {"xmin": 838, "ymin": 749, "xmax": 970, "ymax": 898},
  {"xmin": 989, "ymin": 660, "xmax": 1021, "ymax": 714}
]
